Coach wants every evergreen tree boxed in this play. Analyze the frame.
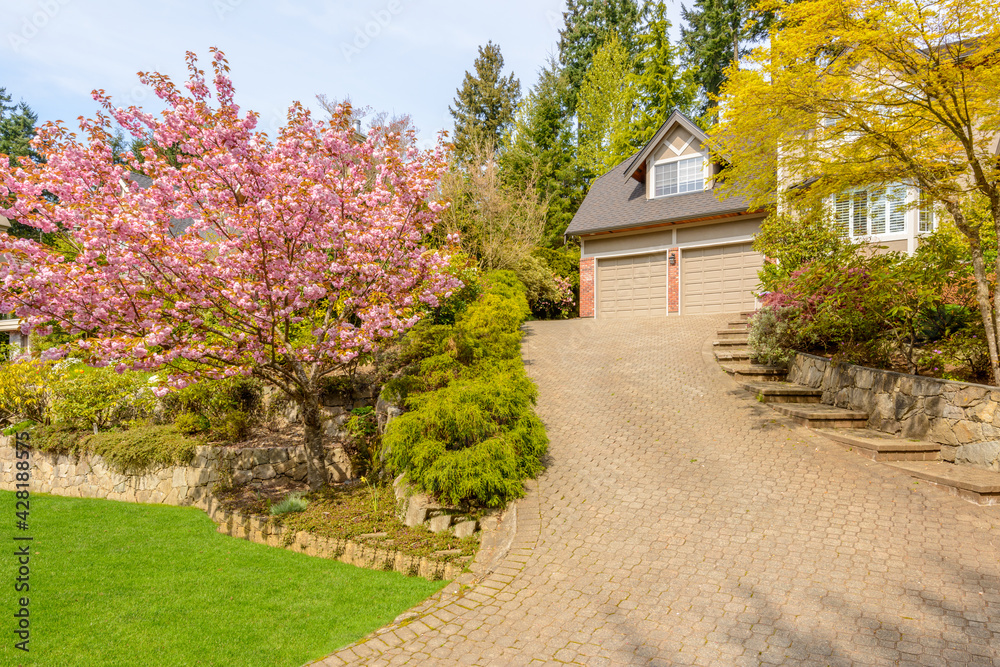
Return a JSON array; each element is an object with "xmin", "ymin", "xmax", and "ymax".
[
  {"xmin": 0, "ymin": 88, "xmax": 38, "ymax": 164},
  {"xmin": 558, "ymin": 0, "xmax": 643, "ymax": 111},
  {"xmin": 501, "ymin": 58, "xmax": 585, "ymax": 246},
  {"xmin": 448, "ymin": 41, "xmax": 521, "ymax": 161},
  {"xmin": 631, "ymin": 1, "xmax": 697, "ymax": 145},
  {"xmin": 576, "ymin": 34, "xmax": 636, "ymax": 179},
  {"xmin": 680, "ymin": 0, "xmax": 775, "ymax": 119},
  {"xmin": 0, "ymin": 88, "xmax": 44, "ymax": 242}
]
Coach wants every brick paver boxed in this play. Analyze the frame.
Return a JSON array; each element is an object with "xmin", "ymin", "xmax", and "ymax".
[{"xmin": 315, "ymin": 316, "xmax": 1000, "ymax": 666}]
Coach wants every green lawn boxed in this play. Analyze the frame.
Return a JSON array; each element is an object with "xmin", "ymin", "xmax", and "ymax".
[{"xmin": 0, "ymin": 491, "xmax": 445, "ymax": 666}]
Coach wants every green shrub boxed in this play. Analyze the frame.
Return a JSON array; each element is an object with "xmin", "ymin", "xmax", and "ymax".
[
  {"xmin": 160, "ymin": 376, "xmax": 261, "ymax": 425},
  {"xmin": 174, "ymin": 412, "xmax": 210, "ymax": 435},
  {"xmin": 747, "ymin": 306, "xmax": 795, "ymax": 366},
  {"xmin": 271, "ymin": 492, "xmax": 308, "ymax": 515},
  {"xmin": 0, "ymin": 358, "xmax": 62, "ymax": 424},
  {"xmin": 219, "ymin": 410, "xmax": 251, "ymax": 442},
  {"xmin": 52, "ymin": 363, "xmax": 155, "ymax": 431},
  {"xmin": 31, "ymin": 424, "xmax": 196, "ymax": 472},
  {"xmin": 345, "ymin": 406, "xmax": 381, "ymax": 477},
  {"xmin": 513, "ymin": 255, "xmax": 574, "ymax": 320}
]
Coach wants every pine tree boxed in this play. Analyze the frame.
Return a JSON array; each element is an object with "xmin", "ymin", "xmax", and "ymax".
[
  {"xmin": 0, "ymin": 88, "xmax": 45, "ymax": 242},
  {"xmin": 680, "ymin": 0, "xmax": 775, "ymax": 119},
  {"xmin": 631, "ymin": 1, "xmax": 697, "ymax": 145},
  {"xmin": 576, "ymin": 34, "xmax": 636, "ymax": 178},
  {"xmin": 558, "ymin": 0, "xmax": 643, "ymax": 111},
  {"xmin": 0, "ymin": 88, "xmax": 38, "ymax": 164},
  {"xmin": 449, "ymin": 41, "xmax": 521, "ymax": 161},
  {"xmin": 501, "ymin": 58, "xmax": 586, "ymax": 245}
]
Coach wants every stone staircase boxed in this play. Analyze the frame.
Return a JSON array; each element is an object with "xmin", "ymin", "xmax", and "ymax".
[{"xmin": 717, "ymin": 312, "xmax": 1000, "ymax": 505}]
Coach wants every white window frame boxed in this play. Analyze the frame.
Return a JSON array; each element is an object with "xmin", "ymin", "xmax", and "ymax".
[
  {"xmin": 831, "ymin": 183, "xmax": 910, "ymax": 240},
  {"xmin": 649, "ymin": 154, "xmax": 708, "ymax": 199}
]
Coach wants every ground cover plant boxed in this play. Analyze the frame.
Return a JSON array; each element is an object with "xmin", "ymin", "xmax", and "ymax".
[{"xmin": 0, "ymin": 491, "xmax": 443, "ymax": 667}]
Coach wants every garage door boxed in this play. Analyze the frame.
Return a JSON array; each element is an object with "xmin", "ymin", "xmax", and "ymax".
[
  {"xmin": 681, "ymin": 243, "xmax": 763, "ymax": 315},
  {"xmin": 597, "ymin": 253, "xmax": 667, "ymax": 318}
]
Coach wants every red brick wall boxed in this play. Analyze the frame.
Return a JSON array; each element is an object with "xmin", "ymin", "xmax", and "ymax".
[
  {"xmin": 579, "ymin": 257, "xmax": 596, "ymax": 317},
  {"xmin": 668, "ymin": 248, "xmax": 679, "ymax": 314}
]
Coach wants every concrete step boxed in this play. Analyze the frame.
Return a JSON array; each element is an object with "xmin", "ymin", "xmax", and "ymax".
[
  {"xmin": 887, "ymin": 461, "xmax": 1000, "ymax": 505},
  {"xmin": 740, "ymin": 381, "xmax": 822, "ymax": 404},
  {"xmin": 717, "ymin": 329, "xmax": 749, "ymax": 338},
  {"xmin": 769, "ymin": 403, "xmax": 868, "ymax": 428},
  {"xmin": 727, "ymin": 320, "xmax": 749, "ymax": 328},
  {"xmin": 714, "ymin": 339, "xmax": 750, "ymax": 348},
  {"xmin": 720, "ymin": 363, "xmax": 788, "ymax": 382},
  {"xmin": 715, "ymin": 350, "xmax": 751, "ymax": 362},
  {"xmin": 739, "ymin": 311, "xmax": 757, "ymax": 319},
  {"xmin": 813, "ymin": 428, "xmax": 941, "ymax": 462}
]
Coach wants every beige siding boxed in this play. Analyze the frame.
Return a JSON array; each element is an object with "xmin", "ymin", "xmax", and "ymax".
[
  {"xmin": 682, "ymin": 243, "xmax": 763, "ymax": 315},
  {"xmin": 584, "ymin": 229, "xmax": 674, "ymax": 256},
  {"xmin": 675, "ymin": 217, "xmax": 763, "ymax": 245},
  {"xmin": 597, "ymin": 253, "xmax": 667, "ymax": 318}
]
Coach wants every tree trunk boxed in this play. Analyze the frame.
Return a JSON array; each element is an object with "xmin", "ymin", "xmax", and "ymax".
[
  {"xmin": 300, "ymin": 396, "xmax": 330, "ymax": 491},
  {"xmin": 946, "ymin": 200, "xmax": 1000, "ymax": 384}
]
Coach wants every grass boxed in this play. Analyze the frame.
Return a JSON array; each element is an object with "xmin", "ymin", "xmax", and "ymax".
[{"xmin": 0, "ymin": 491, "xmax": 445, "ymax": 667}]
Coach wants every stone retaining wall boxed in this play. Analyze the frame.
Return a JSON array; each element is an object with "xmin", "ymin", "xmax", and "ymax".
[
  {"xmin": 0, "ymin": 438, "xmax": 351, "ymax": 506},
  {"xmin": 207, "ymin": 496, "xmax": 466, "ymax": 581},
  {"xmin": 787, "ymin": 353, "xmax": 1000, "ymax": 463}
]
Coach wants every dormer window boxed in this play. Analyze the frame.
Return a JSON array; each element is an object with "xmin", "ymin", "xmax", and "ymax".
[{"xmin": 653, "ymin": 157, "xmax": 704, "ymax": 197}]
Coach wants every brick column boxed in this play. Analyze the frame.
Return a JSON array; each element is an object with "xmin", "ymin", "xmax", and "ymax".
[
  {"xmin": 579, "ymin": 257, "xmax": 596, "ymax": 318},
  {"xmin": 668, "ymin": 247, "xmax": 679, "ymax": 314}
]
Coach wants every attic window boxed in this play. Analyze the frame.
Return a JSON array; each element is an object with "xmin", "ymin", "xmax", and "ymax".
[{"xmin": 654, "ymin": 157, "xmax": 703, "ymax": 197}]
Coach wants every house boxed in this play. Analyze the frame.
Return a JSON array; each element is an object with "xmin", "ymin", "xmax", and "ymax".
[
  {"xmin": 566, "ymin": 110, "xmax": 941, "ymax": 319},
  {"xmin": 566, "ymin": 111, "xmax": 768, "ymax": 318}
]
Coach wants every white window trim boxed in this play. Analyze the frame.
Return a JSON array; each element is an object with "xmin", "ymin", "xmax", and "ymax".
[
  {"xmin": 829, "ymin": 183, "xmax": 917, "ymax": 242},
  {"xmin": 648, "ymin": 154, "xmax": 708, "ymax": 200}
]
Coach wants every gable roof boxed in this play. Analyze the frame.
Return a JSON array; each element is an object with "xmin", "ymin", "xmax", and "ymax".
[
  {"xmin": 623, "ymin": 110, "xmax": 708, "ymax": 183},
  {"xmin": 564, "ymin": 156, "xmax": 751, "ymax": 237}
]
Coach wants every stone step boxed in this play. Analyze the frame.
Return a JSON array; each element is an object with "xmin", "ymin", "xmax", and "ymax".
[
  {"xmin": 717, "ymin": 329, "xmax": 749, "ymax": 338},
  {"xmin": 727, "ymin": 320, "xmax": 749, "ymax": 328},
  {"xmin": 720, "ymin": 363, "xmax": 788, "ymax": 382},
  {"xmin": 714, "ymin": 339, "xmax": 750, "ymax": 348},
  {"xmin": 813, "ymin": 428, "xmax": 941, "ymax": 462},
  {"xmin": 769, "ymin": 403, "xmax": 868, "ymax": 428},
  {"xmin": 886, "ymin": 461, "xmax": 1000, "ymax": 505},
  {"xmin": 740, "ymin": 381, "xmax": 822, "ymax": 404},
  {"xmin": 715, "ymin": 350, "xmax": 751, "ymax": 362},
  {"xmin": 739, "ymin": 311, "xmax": 757, "ymax": 319}
]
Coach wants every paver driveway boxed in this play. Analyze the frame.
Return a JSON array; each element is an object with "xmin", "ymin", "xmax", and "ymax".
[{"xmin": 318, "ymin": 316, "xmax": 1000, "ymax": 666}]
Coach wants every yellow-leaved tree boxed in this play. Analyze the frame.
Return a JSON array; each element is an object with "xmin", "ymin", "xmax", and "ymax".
[{"xmin": 709, "ymin": 0, "xmax": 1000, "ymax": 380}]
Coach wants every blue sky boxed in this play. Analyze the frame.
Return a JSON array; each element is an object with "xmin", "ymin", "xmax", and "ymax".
[{"xmin": 1, "ymin": 0, "xmax": 684, "ymax": 147}]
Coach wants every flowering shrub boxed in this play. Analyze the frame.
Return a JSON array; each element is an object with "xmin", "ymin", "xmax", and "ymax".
[{"xmin": 0, "ymin": 359, "xmax": 63, "ymax": 424}]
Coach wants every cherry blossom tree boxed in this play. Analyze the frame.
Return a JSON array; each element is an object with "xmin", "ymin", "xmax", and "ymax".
[{"xmin": 0, "ymin": 50, "xmax": 460, "ymax": 488}]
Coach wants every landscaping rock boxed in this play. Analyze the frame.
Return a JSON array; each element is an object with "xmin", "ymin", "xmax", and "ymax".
[
  {"xmin": 955, "ymin": 441, "xmax": 1000, "ymax": 472},
  {"xmin": 428, "ymin": 514, "xmax": 452, "ymax": 533},
  {"xmin": 452, "ymin": 520, "xmax": 477, "ymax": 538}
]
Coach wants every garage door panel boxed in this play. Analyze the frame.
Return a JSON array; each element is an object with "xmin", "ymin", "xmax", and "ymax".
[
  {"xmin": 682, "ymin": 243, "xmax": 762, "ymax": 315},
  {"xmin": 597, "ymin": 253, "xmax": 667, "ymax": 318}
]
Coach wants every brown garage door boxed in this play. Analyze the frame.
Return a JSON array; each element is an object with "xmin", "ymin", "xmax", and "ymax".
[
  {"xmin": 597, "ymin": 253, "xmax": 667, "ymax": 318},
  {"xmin": 681, "ymin": 243, "xmax": 763, "ymax": 315}
]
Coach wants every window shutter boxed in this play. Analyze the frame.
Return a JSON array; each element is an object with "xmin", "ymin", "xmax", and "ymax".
[
  {"xmin": 869, "ymin": 188, "xmax": 886, "ymax": 235},
  {"xmin": 852, "ymin": 189, "xmax": 868, "ymax": 236},
  {"xmin": 834, "ymin": 193, "xmax": 850, "ymax": 237},
  {"xmin": 919, "ymin": 189, "xmax": 935, "ymax": 232},
  {"xmin": 888, "ymin": 184, "xmax": 906, "ymax": 233}
]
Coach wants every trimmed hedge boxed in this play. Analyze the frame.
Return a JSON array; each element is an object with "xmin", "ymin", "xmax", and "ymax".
[{"xmin": 383, "ymin": 271, "xmax": 547, "ymax": 508}]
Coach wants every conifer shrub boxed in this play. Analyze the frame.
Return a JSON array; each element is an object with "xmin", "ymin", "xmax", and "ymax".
[{"xmin": 384, "ymin": 271, "xmax": 547, "ymax": 508}]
